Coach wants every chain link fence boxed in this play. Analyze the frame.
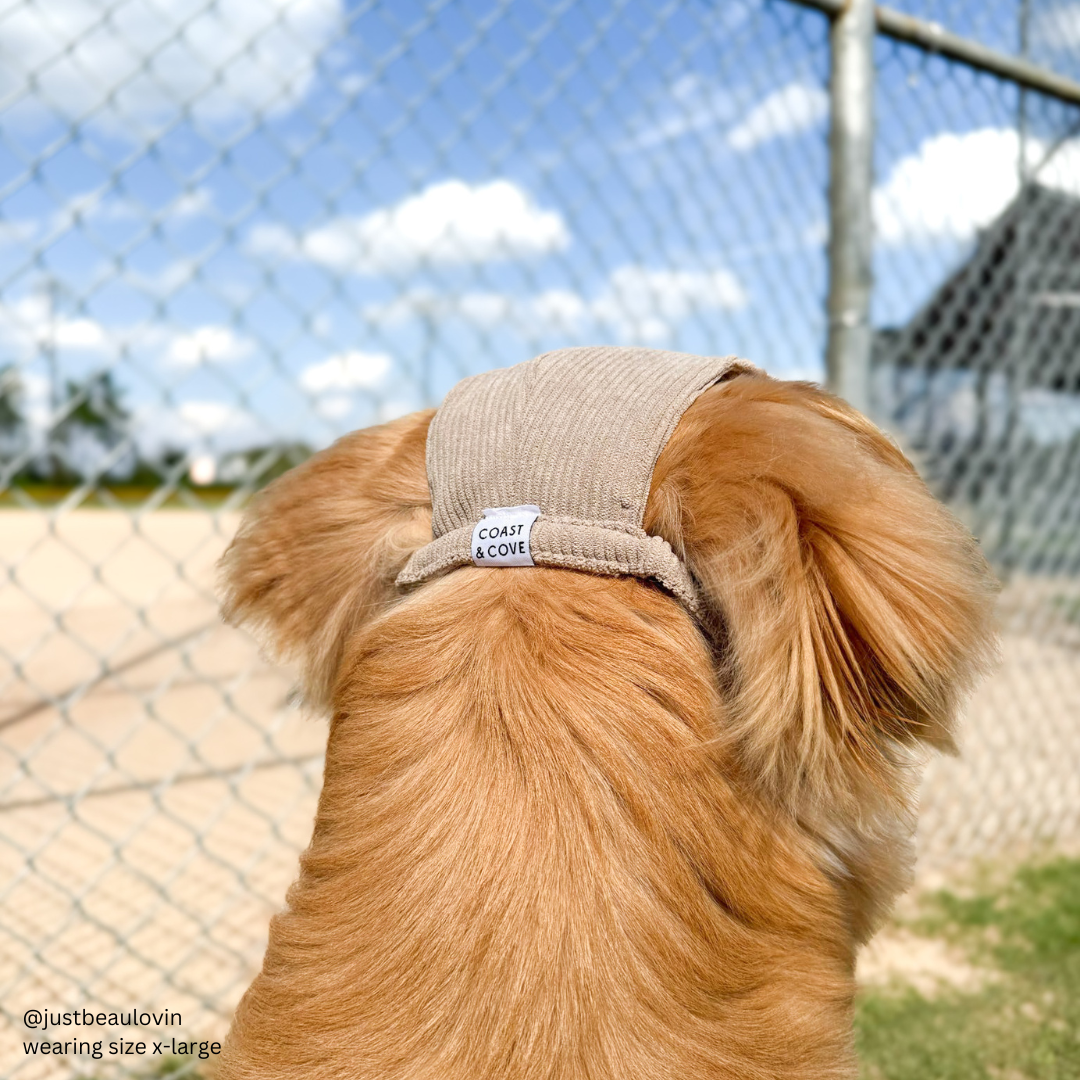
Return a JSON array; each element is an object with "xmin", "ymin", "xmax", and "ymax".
[
  {"xmin": 1, "ymin": 1, "xmax": 1077, "ymax": 1075},
  {"xmin": 865, "ymin": 2, "xmax": 1080, "ymax": 863}
]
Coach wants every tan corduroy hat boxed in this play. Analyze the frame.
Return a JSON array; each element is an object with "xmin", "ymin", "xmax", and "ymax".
[{"xmin": 396, "ymin": 345, "xmax": 757, "ymax": 617}]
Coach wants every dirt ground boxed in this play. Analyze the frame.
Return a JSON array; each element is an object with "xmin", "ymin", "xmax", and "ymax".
[
  {"xmin": 1, "ymin": 509, "xmax": 1078, "ymax": 1079},
  {"xmin": 0, "ymin": 511, "xmax": 324, "ymax": 1078}
]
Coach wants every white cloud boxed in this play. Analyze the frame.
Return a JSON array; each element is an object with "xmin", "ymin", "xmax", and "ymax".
[
  {"xmin": 50, "ymin": 193, "xmax": 132, "ymax": 231},
  {"xmin": 528, "ymin": 289, "xmax": 590, "ymax": 333},
  {"xmin": 12, "ymin": 370, "xmax": 51, "ymax": 436},
  {"xmin": 174, "ymin": 401, "xmax": 254, "ymax": 436},
  {"xmin": 124, "ymin": 260, "xmax": 201, "ymax": 296},
  {"xmin": 164, "ymin": 325, "xmax": 254, "ymax": 368},
  {"xmin": 624, "ymin": 74, "xmax": 740, "ymax": 151},
  {"xmin": 0, "ymin": 294, "xmax": 113, "ymax": 354},
  {"xmin": 365, "ymin": 264, "xmax": 747, "ymax": 343},
  {"xmin": 0, "ymin": 297, "xmax": 259, "ymax": 377},
  {"xmin": 0, "ymin": 301, "xmax": 265, "ymax": 436},
  {"xmin": 377, "ymin": 397, "xmax": 421, "ymax": 423},
  {"xmin": 337, "ymin": 72, "xmax": 371, "ymax": 96},
  {"xmin": 314, "ymin": 395, "xmax": 353, "ymax": 420},
  {"xmin": 249, "ymin": 179, "xmax": 569, "ymax": 273},
  {"xmin": 591, "ymin": 266, "xmax": 747, "ymax": 338},
  {"xmin": 50, "ymin": 316, "xmax": 107, "ymax": 350},
  {"xmin": 801, "ymin": 218, "xmax": 829, "ymax": 247},
  {"xmin": 728, "ymin": 82, "xmax": 829, "ymax": 152},
  {"xmin": 2, "ymin": 191, "xmax": 213, "ymax": 255},
  {"xmin": 0, "ymin": 220, "xmax": 39, "ymax": 247},
  {"xmin": 299, "ymin": 350, "xmax": 391, "ymax": 392},
  {"xmin": 297, "ymin": 351, "xmax": 396, "ymax": 427},
  {"xmin": 128, "ymin": 399, "xmax": 260, "ymax": 454},
  {"xmin": 712, "ymin": 1, "xmax": 759, "ymax": 32},
  {"xmin": 873, "ymin": 128, "xmax": 1080, "ymax": 246},
  {"xmin": 170, "ymin": 189, "xmax": 214, "ymax": 218},
  {"xmin": 1, "ymin": 0, "xmax": 340, "ymax": 128},
  {"xmin": 1031, "ymin": 5, "xmax": 1080, "ymax": 50},
  {"xmin": 362, "ymin": 288, "xmax": 481, "ymax": 327},
  {"xmin": 52, "ymin": 189, "xmax": 210, "ymax": 229}
]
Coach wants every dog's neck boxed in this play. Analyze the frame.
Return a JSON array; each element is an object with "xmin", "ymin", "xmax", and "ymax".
[{"xmin": 228, "ymin": 568, "xmax": 858, "ymax": 1080}]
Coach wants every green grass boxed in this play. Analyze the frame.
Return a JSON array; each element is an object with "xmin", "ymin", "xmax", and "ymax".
[
  {"xmin": 856, "ymin": 856, "xmax": 1080, "ymax": 1079},
  {"xmin": 90, "ymin": 1053, "xmax": 206, "ymax": 1079},
  {"xmin": 0, "ymin": 482, "xmax": 243, "ymax": 509},
  {"xmin": 131, "ymin": 1058, "xmax": 205, "ymax": 1079}
]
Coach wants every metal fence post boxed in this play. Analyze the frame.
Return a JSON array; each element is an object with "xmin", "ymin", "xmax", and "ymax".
[{"xmin": 826, "ymin": 0, "xmax": 876, "ymax": 414}]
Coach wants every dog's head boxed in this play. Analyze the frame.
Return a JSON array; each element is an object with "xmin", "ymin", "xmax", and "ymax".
[{"xmin": 220, "ymin": 371, "xmax": 997, "ymax": 929}]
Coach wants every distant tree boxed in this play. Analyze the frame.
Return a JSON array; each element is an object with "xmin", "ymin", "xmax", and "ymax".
[
  {"xmin": 53, "ymin": 371, "xmax": 131, "ymax": 480},
  {"xmin": 218, "ymin": 441, "xmax": 314, "ymax": 487},
  {"xmin": 0, "ymin": 364, "xmax": 28, "ymax": 482},
  {"xmin": 160, "ymin": 446, "xmax": 187, "ymax": 471},
  {"xmin": 128, "ymin": 445, "xmax": 190, "ymax": 485},
  {"xmin": 0, "ymin": 364, "xmax": 25, "ymax": 437}
]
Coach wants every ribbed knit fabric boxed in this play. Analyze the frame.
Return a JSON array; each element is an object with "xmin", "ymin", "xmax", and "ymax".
[{"xmin": 396, "ymin": 345, "xmax": 757, "ymax": 617}]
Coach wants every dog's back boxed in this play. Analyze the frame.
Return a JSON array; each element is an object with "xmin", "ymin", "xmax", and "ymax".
[{"xmin": 218, "ymin": 375, "xmax": 997, "ymax": 1080}]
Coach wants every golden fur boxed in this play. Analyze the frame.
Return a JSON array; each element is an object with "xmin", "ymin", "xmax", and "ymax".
[{"xmin": 217, "ymin": 374, "xmax": 997, "ymax": 1079}]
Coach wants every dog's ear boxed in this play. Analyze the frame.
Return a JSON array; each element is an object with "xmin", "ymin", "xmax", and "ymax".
[
  {"xmin": 219, "ymin": 410, "xmax": 434, "ymax": 711},
  {"xmin": 646, "ymin": 374, "xmax": 998, "ymax": 812}
]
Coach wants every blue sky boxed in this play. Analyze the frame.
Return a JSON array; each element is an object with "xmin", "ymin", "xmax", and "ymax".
[{"xmin": 1, "ymin": 0, "xmax": 1079, "ymax": 467}]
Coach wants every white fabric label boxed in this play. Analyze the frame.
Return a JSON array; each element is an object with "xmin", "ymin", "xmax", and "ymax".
[{"xmin": 470, "ymin": 505, "xmax": 540, "ymax": 567}]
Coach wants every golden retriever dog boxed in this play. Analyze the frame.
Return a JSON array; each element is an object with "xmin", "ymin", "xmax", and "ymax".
[{"xmin": 217, "ymin": 369, "xmax": 996, "ymax": 1080}]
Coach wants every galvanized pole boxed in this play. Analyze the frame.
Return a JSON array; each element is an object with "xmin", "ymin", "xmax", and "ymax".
[{"xmin": 825, "ymin": 0, "xmax": 876, "ymax": 414}]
